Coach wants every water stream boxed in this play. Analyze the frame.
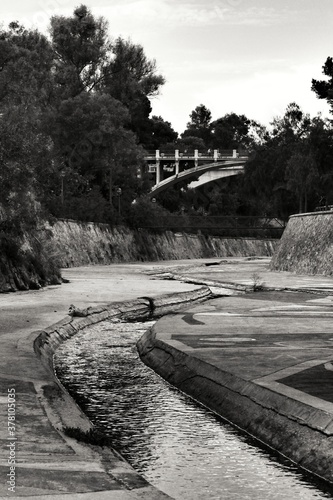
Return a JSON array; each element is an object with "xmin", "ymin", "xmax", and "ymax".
[{"xmin": 55, "ymin": 320, "xmax": 333, "ymax": 500}]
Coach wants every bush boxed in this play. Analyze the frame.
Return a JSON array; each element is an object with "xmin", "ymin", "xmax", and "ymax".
[{"xmin": 125, "ymin": 195, "xmax": 172, "ymax": 233}]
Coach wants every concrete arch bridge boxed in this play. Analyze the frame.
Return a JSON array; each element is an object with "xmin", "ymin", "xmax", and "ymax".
[{"xmin": 144, "ymin": 149, "xmax": 248, "ymax": 198}]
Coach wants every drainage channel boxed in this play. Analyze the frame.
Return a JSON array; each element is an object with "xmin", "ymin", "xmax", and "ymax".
[{"xmin": 54, "ymin": 319, "xmax": 333, "ymax": 500}]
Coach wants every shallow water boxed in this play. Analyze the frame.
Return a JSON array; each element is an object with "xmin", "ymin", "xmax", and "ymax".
[{"xmin": 55, "ymin": 320, "xmax": 333, "ymax": 500}]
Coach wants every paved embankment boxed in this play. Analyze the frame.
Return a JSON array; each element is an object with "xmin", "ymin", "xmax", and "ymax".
[
  {"xmin": 0, "ymin": 260, "xmax": 216, "ymax": 499},
  {"xmin": 138, "ymin": 257, "xmax": 333, "ymax": 486}
]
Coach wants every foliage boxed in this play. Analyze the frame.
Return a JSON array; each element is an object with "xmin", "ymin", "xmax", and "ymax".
[
  {"xmin": 0, "ymin": 22, "xmax": 54, "ymax": 107},
  {"xmin": 312, "ymin": 57, "xmax": 333, "ymax": 110},
  {"xmin": 241, "ymin": 103, "xmax": 332, "ymax": 217},
  {"xmin": 182, "ymin": 104, "xmax": 212, "ymax": 143},
  {"xmin": 50, "ymin": 5, "xmax": 111, "ymax": 99},
  {"xmin": 174, "ymin": 101, "xmax": 333, "ymax": 219},
  {"xmin": 0, "ymin": 105, "xmax": 54, "ymax": 233},
  {"xmin": 177, "ymin": 136, "xmax": 206, "ymax": 151},
  {"xmin": 210, "ymin": 113, "xmax": 254, "ymax": 149},
  {"xmin": 101, "ymin": 37, "xmax": 165, "ymax": 145},
  {"xmin": 125, "ymin": 196, "xmax": 172, "ymax": 232},
  {"xmin": 147, "ymin": 115, "xmax": 178, "ymax": 149},
  {"xmin": 0, "ymin": 4, "xmax": 167, "ymax": 234},
  {"xmin": 285, "ymin": 150, "xmax": 319, "ymax": 213}
]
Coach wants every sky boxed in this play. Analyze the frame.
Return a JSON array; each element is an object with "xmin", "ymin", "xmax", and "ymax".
[{"xmin": 1, "ymin": 0, "xmax": 333, "ymax": 133}]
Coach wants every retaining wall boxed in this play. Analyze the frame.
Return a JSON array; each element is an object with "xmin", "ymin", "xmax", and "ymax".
[
  {"xmin": 0, "ymin": 220, "xmax": 278, "ymax": 292},
  {"xmin": 50, "ymin": 220, "xmax": 278, "ymax": 268},
  {"xmin": 271, "ymin": 211, "xmax": 333, "ymax": 275}
]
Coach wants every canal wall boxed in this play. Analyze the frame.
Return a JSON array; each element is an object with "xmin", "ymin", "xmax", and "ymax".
[
  {"xmin": 271, "ymin": 211, "xmax": 333, "ymax": 275},
  {"xmin": 137, "ymin": 327, "xmax": 333, "ymax": 486},
  {"xmin": 35, "ymin": 287, "xmax": 212, "ymax": 371},
  {"xmin": 0, "ymin": 219, "xmax": 278, "ymax": 292},
  {"xmin": 50, "ymin": 220, "xmax": 278, "ymax": 267}
]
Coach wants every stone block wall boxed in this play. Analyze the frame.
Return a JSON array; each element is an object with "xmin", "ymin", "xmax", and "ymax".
[
  {"xmin": 0, "ymin": 219, "xmax": 278, "ymax": 292},
  {"xmin": 49, "ymin": 220, "xmax": 278, "ymax": 268},
  {"xmin": 270, "ymin": 211, "xmax": 333, "ymax": 275}
]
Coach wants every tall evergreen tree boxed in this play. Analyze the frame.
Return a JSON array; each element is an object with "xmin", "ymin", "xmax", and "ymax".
[{"xmin": 50, "ymin": 4, "xmax": 111, "ymax": 99}]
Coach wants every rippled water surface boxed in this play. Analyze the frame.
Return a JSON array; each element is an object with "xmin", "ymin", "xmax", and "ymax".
[{"xmin": 55, "ymin": 321, "xmax": 333, "ymax": 500}]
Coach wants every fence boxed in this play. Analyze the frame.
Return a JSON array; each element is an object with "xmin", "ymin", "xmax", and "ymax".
[{"xmin": 139, "ymin": 215, "xmax": 286, "ymax": 238}]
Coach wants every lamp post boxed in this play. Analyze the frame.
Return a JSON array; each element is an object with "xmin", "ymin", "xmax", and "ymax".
[
  {"xmin": 60, "ymin": 171, "xmax": 65, "ymax": 209},
  {"xmin": 116, "ymin": 187, "xmax": 122, "ymax": 216}
]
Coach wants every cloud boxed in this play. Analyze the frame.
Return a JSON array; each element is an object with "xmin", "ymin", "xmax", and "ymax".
[
  {"xmin": 0, "ymin": 0, "xmax": 289, "ymax": 37},
  {"xmin": 101, "ymin": 0, "xmax": 287, "ymax": 32}
]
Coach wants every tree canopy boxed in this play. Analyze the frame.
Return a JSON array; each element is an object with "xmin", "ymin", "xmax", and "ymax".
[
  {"xmin": 0, "ymin": 4, "xmax": 166, "ymax": 226},
  {"xmin": 312, "ymin": 57, "xmax": 333, "ymax": 111}
]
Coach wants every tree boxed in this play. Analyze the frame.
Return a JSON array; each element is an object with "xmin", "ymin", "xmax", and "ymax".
[
  {"xmin": 241, "ymin": 103, "xmax": 328, "ymax": 217},
  {"xmin": 271, "ymin": 102, "xmax": 311, "ymax": 141},
  {"xmin": 0, "ymin": 105, "xmax": 54, "ymax": 232},
  {"xmin": 47, "ymin": 92, "xmax": 145, "ymax": 215},
  {"xmin": 210, "ymin": 113, "xmax": 256, "ymax": 150},
  {"xmin": 285, "ymin": 150, "xmax": 319, "ymax": 213},
  {"xmin": 102, "ymin": 37, "xmax": 165, "ymax": 144},
  {"xmin": 146, "ymin": 115, "xmax": 178, "ymax": 150},
  {"xmin": 312, "ymin": 57, "xmax": 333, "ymax": 111},
  {"xmin": 187, "ymin": 104, "xmax": 212, "ymax": 128},
  {"xmin": 0, "ymin": 22, "xmax": 54, "ymax": 108},
  {"xmin": 0, "ymin": 5, "xmax": 171, "ymax": 225},
  {"xmin": 177, "ymin": 136, "xmax": 206, "ymax": 151},
  {"xmin": 50, "ymin": 4, "xmax": 111, "ymax": 99},
  {"xmin": 182, "ymin": 104, "xmax": 212, "ymax": 143}
]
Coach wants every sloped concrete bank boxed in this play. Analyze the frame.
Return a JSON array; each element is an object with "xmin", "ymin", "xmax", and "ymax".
[
  {"xmin": 50, "ymin": 220, "xmax": 278, "ymax": 267},
  {"xmin": 271, "ymin": 211, "xmax": 333, "ymax": 275},
  {"xmin": 137, "ymin": 327, "xmax": 333, "ymax": 487},
  {"xmin": 32, "ymin": 287, "xmax": 212, "ymax": 496}
]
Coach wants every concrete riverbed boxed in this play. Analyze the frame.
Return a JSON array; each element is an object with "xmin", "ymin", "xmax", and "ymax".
[{"xmin": 1, "ymin": 257, "xmax": 333, "ymax": 497}]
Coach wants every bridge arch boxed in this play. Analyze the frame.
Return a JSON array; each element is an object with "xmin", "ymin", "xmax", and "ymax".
[{"xmin": 143, "ymin": 149, "xmax": 248, "ymax": 198}]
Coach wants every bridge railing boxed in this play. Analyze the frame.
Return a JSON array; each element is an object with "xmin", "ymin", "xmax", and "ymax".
[
  {"xmin": 144, "ymin": 149, "xmax": 248, "ymax": 159},
  {"xmin": 138, "ymin": 215, "xmax": 286, "ymax": 238},
  {"xmin": 315, "ymin": 205, "xmax": 333, "ymax": 212}
]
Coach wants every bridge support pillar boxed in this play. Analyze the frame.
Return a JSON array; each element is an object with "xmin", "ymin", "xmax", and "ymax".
[
  {"xmin": 194, "ymin": 149, "xmax": 199, "ymax": 167},
  {"xmin": 155, "ymin": 150, "xmax": 162, "ymax": 184},
  {"xmin": 156, "ymin": 161, "xmax": 161, "ymax": 184},
  {"xmin": 214, "ymin": 150, "xmax": 218, "ymax": 162},
  {"xmin": 175, "ymin": 149, "xmax": 179, "ymax": 175}
]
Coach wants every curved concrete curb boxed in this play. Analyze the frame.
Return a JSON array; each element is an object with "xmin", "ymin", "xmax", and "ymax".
[
  {"xmin": 137, "ymin": 326, "xmax": 333, "ymax": 486},
  {"xmin": 31, "ymin": 287, "xmax": 213, "ymax": 499},
  {"xmin": 34, "ymin": 286, "xmax": 213, "ymax": 370}
]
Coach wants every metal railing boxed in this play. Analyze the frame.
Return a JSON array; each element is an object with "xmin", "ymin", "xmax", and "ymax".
[{"xmin": 138, "ymin": 215, "xmax": 286, "ymax": 238}]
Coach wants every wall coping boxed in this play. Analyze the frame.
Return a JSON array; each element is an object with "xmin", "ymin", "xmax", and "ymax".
[{"xmin": 289, "ymin": 210, "xmax": 333, "ymax": 219}]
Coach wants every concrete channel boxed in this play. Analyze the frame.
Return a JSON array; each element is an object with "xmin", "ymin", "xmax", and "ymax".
[{"xmin": 2, "ymin": 258, "xmax": 333, "ymax": 497}]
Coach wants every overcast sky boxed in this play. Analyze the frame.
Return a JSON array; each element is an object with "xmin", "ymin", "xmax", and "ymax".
[{"xmin": 1, "ymin": 0, "xmax": 333, "ymax": 132}]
